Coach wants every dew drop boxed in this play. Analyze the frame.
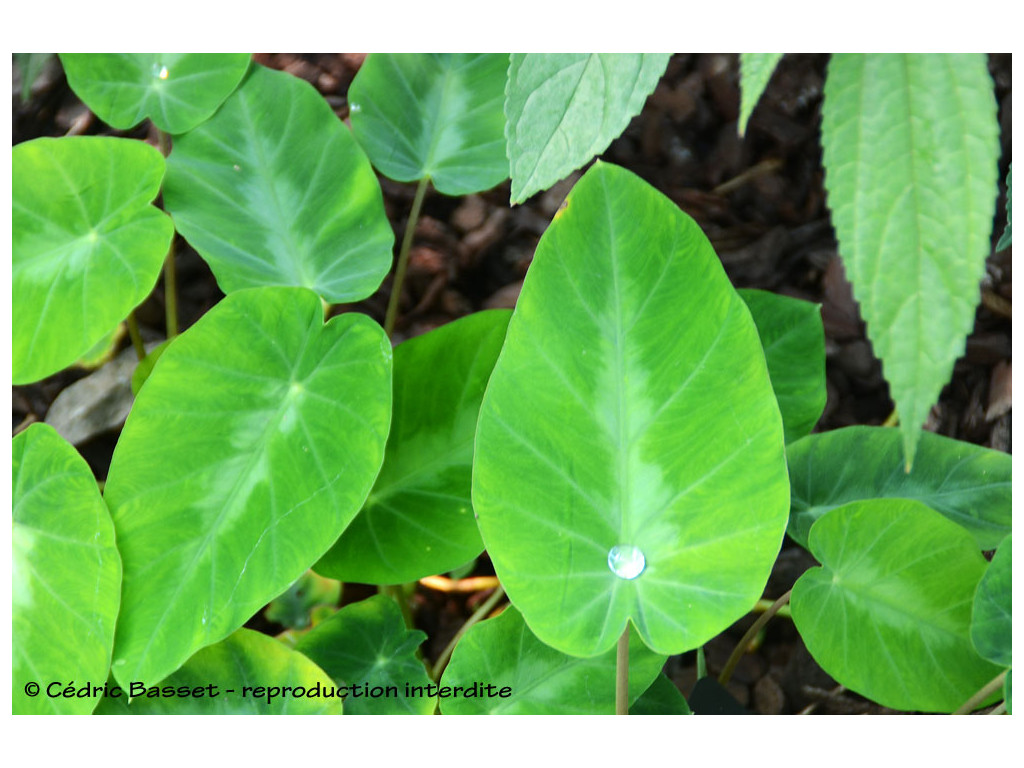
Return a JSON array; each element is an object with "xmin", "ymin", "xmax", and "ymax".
[
  {"xmin": 350, "ymin": 102, "xmax": 362, "ymax": 113},
  {"xmin": 151, "ymin": 62, "xmax": 169, "ymax": 80},
  {"xmin": 607, "ymin": 545, "xmax": 646, "ymax": 580}
]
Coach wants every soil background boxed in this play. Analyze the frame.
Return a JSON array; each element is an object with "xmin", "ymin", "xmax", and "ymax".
[{"xmin": 11, "ymin": 53, "xmax": 1013, "ymax": 714}]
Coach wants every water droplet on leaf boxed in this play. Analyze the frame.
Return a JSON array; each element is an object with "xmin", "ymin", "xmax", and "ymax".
[
  {"xmin": 608, "ymin": 545, "xmax": 645, "ymax": 579},
  {"xmin": 151, "ymin": 63, "xmax": 169, "ymax": 80}
]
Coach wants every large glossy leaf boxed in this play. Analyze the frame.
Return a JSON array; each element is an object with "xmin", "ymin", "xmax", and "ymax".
[
  {"xmin": 104, "ymin": 287, "xmax": 391, "ymax": 688},
  {"xmin": 12, "ymin": 424, "xmax": 121, "ymax": 715},
  {"xmin": 439, "ymin": 605, "xmax": 666, "ymax": 714},
  {"xmin": 12, "ymin": 136, "xmax": 174, "ymax": 384},
  {"xmin": 738, "ymin": 288, "xmax": 826, "ymax": 443},
  {"xmin": 971, "ymin": 534, "xmax": 1011, "ymax": 668},
  {"xmin": 787, "ymin": 426, "xmax": 1011, "ymax": 550},
  {"xmin": 59, "ymin": 53, "xmax": 250, "ymax": 134},
  {"xmin": 738, "ymin": 53, "xmax": 784, "ymax": 136},
  {"xmin": 506, "ymin": 53, "xmax": 670, "ymax": 204},
  {"xmin": 473, "ymin": 162, "xmax": 789, "ymax": 658},
  {"xmin": 163, "ymin": 64, "xmax": 393, "ymax": 303},
  {"xmin": 317, "ymin": 310, "xmax": 511, "ymax": 584},
  {"xmin": 821, "ymin": 53, "xmax": 1000, "ymax": 467},
  {"xmin": 295, "ymin": 595, "xmax": 435, "ymax": 715},
  {"xmin": 347, "ymin": 53, "xmax": 509, "ymax": 195},
  {"xmin": 95, "ymin": 629, "xmax": 343, "ymax": 714},
  {"xmin": 791, "ymin": 498, "xmax": 1003, "ymax": 712}
]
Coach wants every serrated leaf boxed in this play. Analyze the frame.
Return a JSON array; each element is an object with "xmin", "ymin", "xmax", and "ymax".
[
  {"xmin": 104, "ymin": 287, "xmax": 391, "ymax": 688},
  {"xmin": 738, "ymin": 288, "xmax": 826, "ymax": 443},
  {"xmin": 439, "ymin": 605, "xmax": 666, "ymax": 714},
  {"xmin": 163, "ymin": 64, "xmax": 394, "ymax": 304},
  {"xmin": 13, "ymin": 424, "xmax": 121, "ymax": 715},
  {"xmin": 820, "ymin": 53, "xmax": 1000, "ymax": 467},
  {"xmin": 738, "ymin": 53, "xmax": 784, "ymax": 136},
  {"xmin": 970, "ymin": 534, "xmax": 1011, "ymax": 667},
  {"xmin": 473, "ymin": 162, "xmax": 789, "ymax": 658},
  {"xmin": 295, "ymin": 595, "xmax": 435, "ymax": 715},
  {"xmin": 787, "ymin": 426, "xmax": 1011, "ymax": 550},
  {"xmin": 506, "ymin": 53, "xmax": 670, "ymax": 204},
  {"xmin": 791, "ymin": 498, "xmax": 1003, "ymax": 712},
  {"xmin": 59, "ymin": 53, "xmax": 250, "ymax": 134},
  {"xmin": 95, "ymin": 629, "xmax": 343, "ymax": 714},
  {"xmin": 317, "ymin": 310, "xmax": 511, "ymax": 584},
  {"xmin": 13, "ymin": 136, "xmax": 174, "ymax": 384},
  {"xmin": 348, "ymin": 53, "xmax": 509, "ymax": 196}
]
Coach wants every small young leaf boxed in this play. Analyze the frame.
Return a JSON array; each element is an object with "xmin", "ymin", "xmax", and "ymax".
[
  {"xmin": 787, "ymin": 426, "xmax": 1011, "ymax": 550},
  {"xmin": 439, "ymin": 606, "xmax": 666, "ymax": 714},
  {"xmin": 13, "ymin": 136, "xmax": 174, "ymax": 384},
  {"xmin": 970, "ymin": 534, "xmax": 1011, "ymax": 668},
  {"xmin": 348, "ymin": 53, "xmax": 509, "ymax": 196},
  {"xmin": 13, "ymin": 424, "xmax": 121, "ymax": 715},
  {"xmin": 105, "ymin": 287, "xmax": 391, "ymax": 689},
  {"xmin": 164, "ymin": 64, "xmax": 394, "ymax": 304},
  {"xmin": 738, "ymin": 53, "xmax": 784, "ymax": 136},
  {"xmin": 791, "ymin": 498, "xmax": 1003, "ymax": 712},
  {"xmin": 629, "ymin": 673, "xmax": 692, "ymax": 715},
  {"xmin": 506, "ymin": 53, "xmax": 670, "ymax": 204},
  {"xmin": 59, "ymin": 53, "xmax": 251, "ymax": 134},
  {"xmin": 295, "ymin": 595, "xmax": 435, "ymax": 715},
  {"xmin": 95, "ymin": 629, "xmax": 343, "ymax": 714},
  {"xmin": 996, "ymin": 165, "xmax": 1011, "ymax": 251},
  {"xmin": 473, "ymin": 162, "xmax": 789, "ymax": 658},
  {"xmin": 317, "ymin": 310, "xmax": 511, "ymax": 585},
  {"xmin": 821, "ymin": 53, "xmax": 1000, "ymax": 467},
  {"xmin": 738, "ymin": 288, "xmax": 826, "ymax": 443}
]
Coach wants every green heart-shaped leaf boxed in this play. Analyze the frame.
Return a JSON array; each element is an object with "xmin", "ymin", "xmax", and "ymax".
[
  {"xmin": 821, "ymin": 53, "xmax": 1000, "ymax": 467},
  {"xmin": 13, "ymin": 424, "xmax": 122, "ymax": 715},
  {"xmin": 506, "ymin": 53, "xmax": 670, "ymax": 203},
  {"xmin": 104, "ymin": 287, "xmax": 391, "ymax": 688},
  {"xmin": 791, "ymin": 498, "xmax": 1003, "ymax": 712},
  {"xmin": 439, "ymin": 605, "xmax": 666, "ymax": 714},
  {"xmin": 13, "ymin": 136, "xmax": 173, "ymax": 384},
  {"xmin": 787, "ymin": 426, "xmax": 1011, "ymax": 550},
  {"xmin": 317, "ymin": 310, "xmax": 511, "ymax": 585},
  {"xmin": 295, "ymin": 595, "xmax": 435, "ymax": 715},
  {"xmin": 971, "ymin": 534, "xmax": 1011, "ymax": 668},
  {"xmin": 59, "ymin": 53, "xmax": 251, "ymax": 134},
  {"xmin": 95, "ymin": 629, "xmax": 343, "ymax": 714},
  {"xmin": 473, "ymin": 162, "xmax": 789, "ymax": 658},
  {"xmin": 348, "ymin": 53, "xmax": 509, "ymax": 195},
  {"xmin": 163, "ymin": 64, "xmax": 394, "ymax": 304},
  {"xmin": 738, "ymin": 288, "xmax": 826, "ymax": 443}
]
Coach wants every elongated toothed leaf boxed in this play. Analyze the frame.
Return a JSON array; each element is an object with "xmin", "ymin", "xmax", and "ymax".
[
  {"xmin": 738, "ymin": 53, "xmax": 784, "ymax": 135},
  {"xmin": 821, "ymin": 53, "xmax": 1000, "ymax": 467},
  {"xmin": 506, "ymin": 53, "xmax": 670, "ymax": 203}
]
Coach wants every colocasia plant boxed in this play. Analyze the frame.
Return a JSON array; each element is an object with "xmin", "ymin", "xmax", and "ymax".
[{"xmin": 12, "ymin": 53, "xmax": 1011, "ymax": 715}]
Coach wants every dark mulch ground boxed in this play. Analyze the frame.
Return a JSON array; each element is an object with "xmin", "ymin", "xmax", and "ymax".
[{"xmin": 12, "ymin": 53, "xmax": 1012, "ymax": 714}]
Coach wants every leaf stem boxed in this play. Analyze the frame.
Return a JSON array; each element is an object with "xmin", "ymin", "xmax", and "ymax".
[
  {"xmin": 155, "ymin": 129, "xmax": 178, "ymax": 339},
  {"xmin": 163, "ymin": 246, "xmax": 178, "ymax": 339},
  {"xmin": 430, "ymin": 585, "xmax": 505, "ymax": 682},
  {"xmin": 952, "ymin": 669, "xmax": 1007, "ymax": 714},
  {"xmin": 378, "ymin": 583, "xmax": 415, "ymax": 629},
  {"xmin": 384, "ymin": 177, "xmax": 430, "ymax": 337},
  {"xmin": 719, "ymin": 589, "xmax": 792, "ymax": 686},
  {"xmin": 126, "ymin": 312, "xmax": 146, "ymax": 362},
  {"xmin": 616, "ymin": 626, "xmax": 630, "ymax": 715}
]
